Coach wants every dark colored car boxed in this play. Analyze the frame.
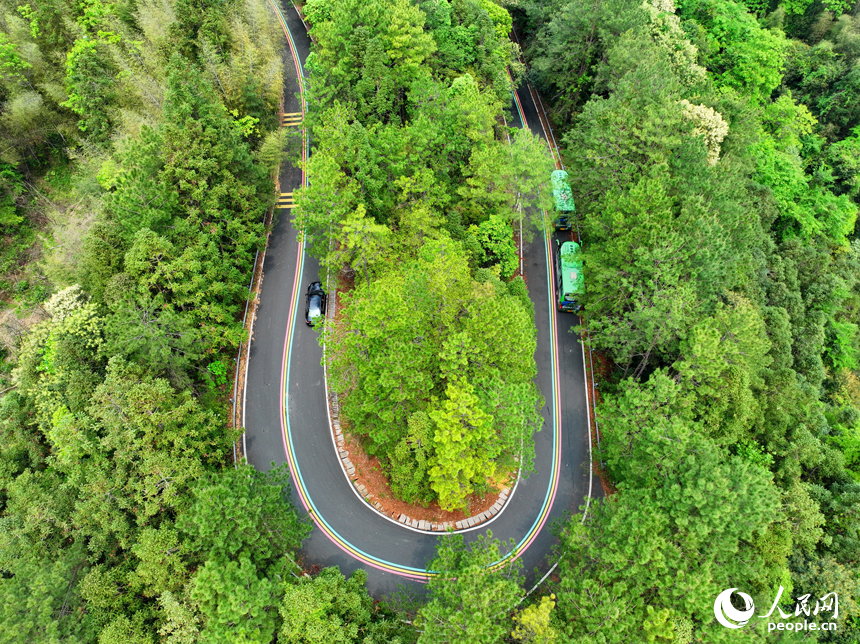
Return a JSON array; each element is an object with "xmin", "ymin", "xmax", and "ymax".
[{"xmin": 305, "ymin": 281, "xmax": 327, "ymax": 326}]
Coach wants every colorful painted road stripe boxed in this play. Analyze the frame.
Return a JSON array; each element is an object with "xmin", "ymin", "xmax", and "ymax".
[{"xmin": 267, "ymin": 0, "xmax": 565, "ymax": 579}]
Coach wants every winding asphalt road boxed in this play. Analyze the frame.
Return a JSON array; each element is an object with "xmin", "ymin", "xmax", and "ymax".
[{"xmin": 243, "ymin": 1, "xmax": 602, "ymax": 597}]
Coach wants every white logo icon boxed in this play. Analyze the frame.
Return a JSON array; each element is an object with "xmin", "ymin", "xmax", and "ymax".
[{"xmin": 714, "ymin": 588, "xmax": 756, "ymax": 629}]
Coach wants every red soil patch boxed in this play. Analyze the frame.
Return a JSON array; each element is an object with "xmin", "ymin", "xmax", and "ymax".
[{"xmin": 337, "ymin": 424, "xmax": 509, "ymax": 525}]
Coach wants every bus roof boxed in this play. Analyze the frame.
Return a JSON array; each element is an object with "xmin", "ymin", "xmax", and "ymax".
[
  {"xmin": 560, "ymin": 241, "xmax": 584, "ymax": 296},
  {"xmin": 551, "ymin": 170, "xmax": 575, "ymax": 213}
]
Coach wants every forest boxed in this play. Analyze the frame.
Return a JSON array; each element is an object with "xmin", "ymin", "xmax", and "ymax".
[
  {"xmin": 521, "ymin": 0, "xmax": 860, "ymax": 639},
  {"xmin": 1, "ymin": 0, "xmax": 859, "ymax": 641}
]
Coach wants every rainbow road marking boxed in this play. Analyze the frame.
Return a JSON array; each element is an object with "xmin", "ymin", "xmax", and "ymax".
[{"xmin": 268, "ymin": 0, "xmax": 564, "ymax": 579}]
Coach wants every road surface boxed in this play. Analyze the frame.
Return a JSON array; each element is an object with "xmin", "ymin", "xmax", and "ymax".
[{"xmin": 243, "ymin": 0, "xmax": 602, "ymax": 597}]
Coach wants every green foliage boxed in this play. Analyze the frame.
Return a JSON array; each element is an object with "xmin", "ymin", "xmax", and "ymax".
[
  {"xmin": 673, "ymin": 294, "xmax": 772, "ymax": 441},
  {"xmin": 207, "ymin": 360, "xmax": 227, "ymax": 386},
  {"xmin": 826, "ymin": 319, "xmax": 860, "ymax": 370},
  {"xmin": 506, "ymin": 275, "xmax": 534, "ymax": 318},
  {"xmin": 477, "ymin": 0, "xmax": 512, "ymax": 41},
  {"xmin": 279, "ymin": 567, "xmax": 416, "ymax": 644},
  {"xmin": 306, "ymin": 2, "xmax": 551, "ymax": 502},
  {"xmin": 304, "ymin": 0, "xmax": 554, "ymax": 518},
  {"xmin": 417, "ymin": 532, "xmax": 523, "ymax": 644},
  {"xmin": 0, "ymin": 33, "xmax": 30, "ymax": 82},
  {"xmin": 677, "ymin": 0, "xmax": 788, "ymax": 103},
  {"xmin": 390, "ymin": 411, "xmax": 435, "ymax": 505},
  {"xmin": 752, "ymin": 95, "xmax": 858, "ymax": 241},
  {"xmin": 190, "ymin": 556, "xmax": 281, "ymax": 644},
  {"xmin": 340, "ymin": 204, "xmax": 392, "ymax": 290},
  {"xmin": 0, "ymin": 544, "xmax": 97, "ymax": 643},
  {"xmin": 97, "ymin": 614, "xmax": 155, "ymax": 644},
  {"xmin": 468, "ymin": 215, "xmax": 518, "ymax": 279},
  {"xmin": 80, "ymin": 563, "xmax": 150, "ymax": 629},
  {"xmin": 326, "ymin": 237, "xmax": 471, "ymax": 457},
  {"xmin": 304, "ymin": 0, "xmax": 335, "ymax": 24},
  {"xmin": 512, "ymin": 594, "xmax": 559, "ymax": 644},
  {"xmin": 157, "ymin": 591, "xmax": 201, "ymax": 644},
  {"xmin": 0, "ymin": 0, "xmax": 300, "ymax": 641},
  {"xmin": 789, "ymin": 554, "xmax": 860, "ymax": 640},
  {"xmin": 421, "ymin": 0, "xmax": 515, "ymax": 97},
  {"xmin": 522, "ymin": 0, "xmax": 648, "ymax": 126},
  {"xmin": 62, "ymin": 38, "xmax": 116, "ymax": 143},
  {"xmin": 783, "ymin": 15, "xmax": 860, "ymax": 140},
  {"xmin": 280, "ymin": 568, "xmax": 372, "ymax": 644},
  {"xmin": 806, "ymin": 475, "xmax": 860, "ymax": 563},
  {"xmin": 437, "ymin": 279, "xmax": 543, "ymax": 476},
  {"xmin": 130, "ymin": 525, "xmax": 189, "ymax": 597},
  {"xmin": 597, "ymin": 370, "xmax": 697, "ymax": 487},
  {"xmin": 641, "ymin": 605, "xmax": 674, "ymax": 643},
  {"xmin": 13, "ymin": 285, "xmax": 105, "ymax": 429},
  {"xmin": 429, "ymin": 379, "xmax": 496, "ymax": 511},
  {"xmin": 456, "ymin": 128, "xmax": 555, "ymax": 226},
  {"xmin": 0, "ymin": 163, "xmax": 31, "ymax": 280},
  {"xmin": 524, "ymin": 0, "xmax": 860, "ymax": 637},
  {"xmin": 827, "ymin": 128, "xmax": 860, "ymax": 198},
  {"xmin": 735, "ymin": 438, "xmax": 775, "ymax": 469},
  {"xmin": 103, "ymin": 292, "xmax": 204, "ymax": 389},
  {"xmin": 169, "ymin": 0, "xmax": 231, "ymax": 60},
  {"xmin": 326, "ymin": 234, "xmax": 541, "ymax": 505},
  {"xmin": 57, "ymin": 356, "xmax": 230, "ymax": 554},
  {"xmin": 91, "ymin": 56, "xmax": 270, "ymax": 352},
  {"xmin": 555, "ymin": 436, "xmax": 781, "ymax": 643},
  {"xmin": 576, "ymin": 156, "xmax": 755, "ymax": 377},
  {"xmin": 177, "ymin": 464, "xmax": 311, "ymax": 572},
  {"xmin": 309, "ymin": 0, "xmax": 436, "ymax": 111}
]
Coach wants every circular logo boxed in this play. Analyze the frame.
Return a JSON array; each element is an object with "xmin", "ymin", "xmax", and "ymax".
[{"xmin": 714, "ymin": 588, "xmax": 756, "ymax": 629}]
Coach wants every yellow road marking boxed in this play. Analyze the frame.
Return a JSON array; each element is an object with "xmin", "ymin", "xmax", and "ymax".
[
  {"xmin": 277, "ymin": 192, "xmax": 295, "ymax": 208},
  {"xmin": 281, "ymin": 112, "xmax": 303, "ymax": 127}
]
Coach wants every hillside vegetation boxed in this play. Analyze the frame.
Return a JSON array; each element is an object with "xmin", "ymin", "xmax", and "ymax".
[
  {"xmin": 0, "ymin": 0, "xmax": 326, "ymax": 641},
  {"xmin": 518, "ymin": 0, "xmax": 860, "ymax": 640},
  {"xmin": 299, "ymin": 0, "xmax": 555, "ymax": 512},
  {"xmin": 3, "ymin": 0, "xmax": 860, "ymax": 642}
]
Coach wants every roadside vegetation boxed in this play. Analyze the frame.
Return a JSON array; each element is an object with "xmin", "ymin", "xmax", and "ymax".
[
  {"xmin": 0, "ymin": 0, "xmax": 549, "ymax": 640},
  {"xmin": 298, "ymin": 0, "xmax": 555, "ymax": 512},
  {"xmin": 0, "ymin": 0, "xmax": 332, "ymax": 641},
  {"xmin": 517, "ymin": 0, "xmax": 860, "ymax": 640}
]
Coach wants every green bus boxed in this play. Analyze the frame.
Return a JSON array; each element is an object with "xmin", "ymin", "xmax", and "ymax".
[
  {"xmin": 551, "ymin": 169, "xmax": 575, "ymax": 231},
  {"xmin": 555, "ymin": 240, "xmax": 583, "ymax": 313}
]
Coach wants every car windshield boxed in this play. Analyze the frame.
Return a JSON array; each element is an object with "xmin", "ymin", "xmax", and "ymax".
[{"xmin": 308, "ymin": 294, "xmax": 322, "ymax": 317}]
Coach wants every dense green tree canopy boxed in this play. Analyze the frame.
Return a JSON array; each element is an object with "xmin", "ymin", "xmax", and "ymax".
[
  {"xmin": 517, "ymin": 0, "xmax": 860, "ymax": 637},
  {"xmin": 4, "ymin": 0, "xmax": 860, "ymax": 639},
  {"xmin": 417, "ymin": 533, "xmax": 524, "ymax": 644},
  {"xmin": 0, "ymin": 0, "xmax": 310, "ymax": 640}
]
